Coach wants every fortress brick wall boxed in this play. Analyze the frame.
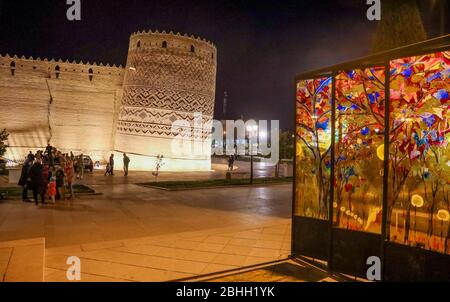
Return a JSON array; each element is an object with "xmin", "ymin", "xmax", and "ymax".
[
  {"xmin": 114, "ymin": 30, "xmax": 217, "ymax": 171},
  {"xmin": 0, "ymin": 54, "xmax": 124, "ymax": 162},
  {"xmin": 0, "ymin": 30, "xmax": 217, "ymax": 171}
]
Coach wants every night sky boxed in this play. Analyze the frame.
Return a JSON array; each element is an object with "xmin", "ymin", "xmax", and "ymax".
[{"xmin": 0, "ymin": 0, "xmax": 448, "ymax": 129}]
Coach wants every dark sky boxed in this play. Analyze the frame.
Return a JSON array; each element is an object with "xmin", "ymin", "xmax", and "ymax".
[{"xmin": 0, "ymin": 0, "xmax": 447, "ymax": 129}]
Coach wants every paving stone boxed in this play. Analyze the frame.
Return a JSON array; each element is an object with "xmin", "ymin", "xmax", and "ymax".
[
  {"xmin": 2, "ymin": 238, "xmax": 45, "ymax": 282},
  {"xmin": 1, "ymin": 170, "xmax": 294, "ymax": 281}
]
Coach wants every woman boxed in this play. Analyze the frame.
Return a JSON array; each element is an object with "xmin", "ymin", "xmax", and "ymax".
[
  {"xmin": 65, "ymin": 157, "xmax": 75, "ymax": 200},
  {"xmin": 55, "ymin": 165, "xmax": 65, "ymax": 201}
]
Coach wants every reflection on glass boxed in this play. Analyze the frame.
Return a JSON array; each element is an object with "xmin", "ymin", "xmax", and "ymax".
[
  {"xmin": 388, "ymin": 51, "xmax": 450, "ymax": 254},
  {"xmin": 334, "ymin": 67, "xmax": 386, "ymax": 234},
  {"xmin": 295, "ymin": 77, "xmax": 332, "ymax": 219}
]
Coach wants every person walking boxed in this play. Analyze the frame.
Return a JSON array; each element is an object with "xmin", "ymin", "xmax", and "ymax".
[
  {"xmin": 109, "ymin": 154, "xmax": 115, "ymax": 176},
  {"xmin": 29, "ymin": 159, "xmax": 46, "ymax": 205},
  {"xmin": 123, "ymin": 153, "xmax": 130, "ymax": 176},
  {"xmin": 18, "ymin": 154, "xmax": 34, "ymax": 202},
  {"xmin": 104, "ymin": 162, "xmax": 111, "ymax": 176},
  {"xmin": 65, "ymin": 157, "xmax": 75, "ymax": 200}
]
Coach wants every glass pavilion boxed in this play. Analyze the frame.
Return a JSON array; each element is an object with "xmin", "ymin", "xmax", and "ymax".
[{"xmin": 293, "ymin": 35, "xmax": 450, "ymax": 281}]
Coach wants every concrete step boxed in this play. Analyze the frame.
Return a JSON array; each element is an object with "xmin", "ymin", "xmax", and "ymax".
[{"xmin": 0, "ymin": 238, "xmax": 45, "ymax": 282}]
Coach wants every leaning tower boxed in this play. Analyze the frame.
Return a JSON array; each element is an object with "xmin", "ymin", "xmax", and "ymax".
[{"xmin": 114, "ymin": 30, "xmax": 217, "ymax": 171}]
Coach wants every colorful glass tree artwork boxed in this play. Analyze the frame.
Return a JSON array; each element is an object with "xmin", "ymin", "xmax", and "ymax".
[
  {"xmin": 294, "ymin": 50, "xmax": 450, "ymax": 255},
  {"xmin": 334, "ymin": 67, "xmax": 386, "ymax": 234},
  {"xmin": 296, "ymin": 77, "xmax": 332, "ymax": 219},
  {"xmin": 388, "ymin": 51, "xmax": 450, "ymax": 254}
]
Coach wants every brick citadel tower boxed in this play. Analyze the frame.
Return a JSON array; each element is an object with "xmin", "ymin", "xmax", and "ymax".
[
  {"xmin": 0, "ymin": 30, "xmax": 217, "ymax": 171},
  {"xmin": 115, "ymin": 30, "xmax": 217, "ymax": 171}
]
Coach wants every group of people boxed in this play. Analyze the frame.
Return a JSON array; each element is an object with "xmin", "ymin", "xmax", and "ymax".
[
  {"xmin": 18, "ymin": 144, "xmax": 76, "ymax": 205},
  {"xmin": 17, "ymin": 144, "xmax": 133, "ymax": 205},
  {"xmin": 104, "ymin": 153, "xmax": 130, "ymax": 176}
]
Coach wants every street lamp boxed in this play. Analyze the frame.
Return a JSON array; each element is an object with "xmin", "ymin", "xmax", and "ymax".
[{"xmin": 246, "ymin": 124, "xmax": 258, "ymax": 184}]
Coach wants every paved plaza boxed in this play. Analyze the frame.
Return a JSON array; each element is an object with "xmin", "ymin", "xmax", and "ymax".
[{"xmin": 0, "ymin": 160, "xmax": 293, "ymax": 281}]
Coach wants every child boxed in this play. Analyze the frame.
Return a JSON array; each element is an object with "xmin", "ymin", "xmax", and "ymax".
[
  {"xmin": 104, "ymin": 163, "xmax": 111, "ymax": 176},
  {"xmin": 47, "ymin": 176, "xmax": 57, "ymax": 204},
  {"xmin": 55, "ymin": 165, "xmax": 65, "ymax": 201}
]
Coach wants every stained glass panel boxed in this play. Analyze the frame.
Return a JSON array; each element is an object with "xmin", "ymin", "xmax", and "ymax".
[
  {"xmin": 388, "ymin": 51, "xmax": 450, "ymax": 254},
  {"xmin": 295, "ymin": 77, "xmax": 332, "ymax": 219},
  {"xmin": 334, "ymin": 67, "xmax": 386, "ymax": 234}
]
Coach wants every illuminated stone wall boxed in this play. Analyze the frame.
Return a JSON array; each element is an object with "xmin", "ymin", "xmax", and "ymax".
[
  {"xmin": 0, "ymin": 54, "xmax": 124, "ymax": 162},
  {"xmin": 0, "ymin": 31, "xmax": 217, "ymax": 171},
  {"xmin": 114, "ymin": 31, "xmax": 217, "ymax": 171}
]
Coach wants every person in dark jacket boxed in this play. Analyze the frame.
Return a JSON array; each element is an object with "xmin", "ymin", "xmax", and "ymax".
[
  {"xmin": 17, "ymin": 154, "xmax": 34, "ymax": 202},
  {"xmin": 109, "ymin": 154, "xmax": 115, "ymax": 176},
  {"xmin": 55, "ymin": 166, "xmax": 65, "ymax": 201},
  {"xmin": 123, "ymin": 153, "xmax": 130, "ymax": 176},
  {"xmin": 29, "ymin": 159, "xmax": 46, "ymax": 205}
]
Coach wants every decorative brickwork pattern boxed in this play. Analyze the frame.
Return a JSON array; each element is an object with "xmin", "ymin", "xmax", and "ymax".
[{"xmin": 114, "ymin": 31, "xmax": 216, "ymax": 170}]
